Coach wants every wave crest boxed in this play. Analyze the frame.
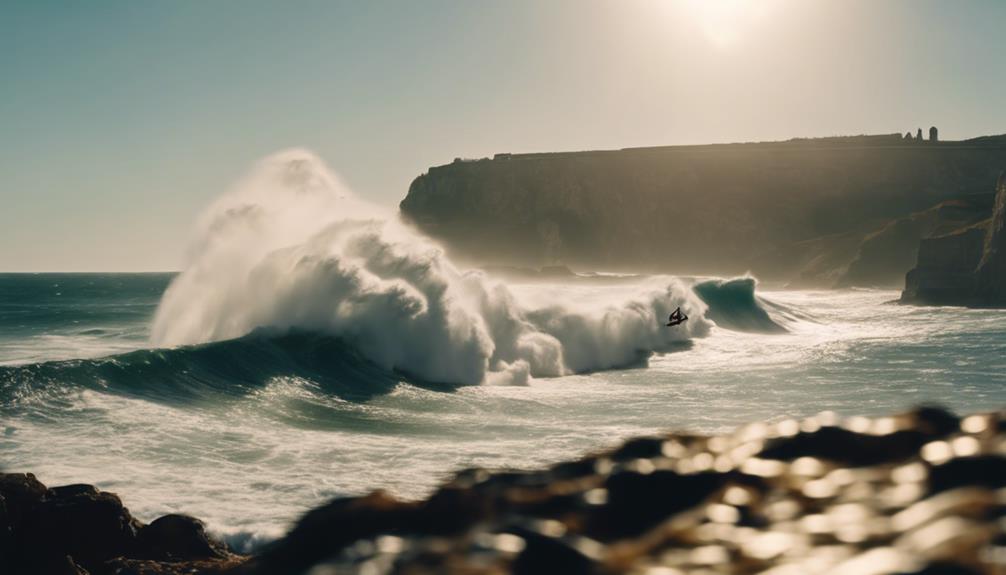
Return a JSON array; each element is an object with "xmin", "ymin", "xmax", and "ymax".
[{"xmin": 692, "ymin": 277, "xmax": 787, "ymax": 333}]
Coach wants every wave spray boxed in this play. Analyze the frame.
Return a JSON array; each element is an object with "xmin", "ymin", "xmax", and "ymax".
[{"xmin": 151, "ymin": 150, "xmax": 711, "ymax": 384}]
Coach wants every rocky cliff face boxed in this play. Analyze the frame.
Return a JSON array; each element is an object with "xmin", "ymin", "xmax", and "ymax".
[
  {"xmin": 836, "ymin": 196, "xmax": 992, "ymax": 287},
  {"xmin": 901, "ymin": 226, "xmax": 987, "ymax": 304},
  {"xmin": 902, "ymin": 174, "xmax": 1006, "ymax": 306},
  {"xmin": 400, "ymin": 136, "xmax": 1006, "ymax": 285},
  {"xmin": 976, "ymin": 175, "xmax": 1006, "ymax": 304}
]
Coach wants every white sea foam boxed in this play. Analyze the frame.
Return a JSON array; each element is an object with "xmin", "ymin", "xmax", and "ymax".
[{"xmin": 151, "ymin": 150, "xmax": 711, "ymax": 384}]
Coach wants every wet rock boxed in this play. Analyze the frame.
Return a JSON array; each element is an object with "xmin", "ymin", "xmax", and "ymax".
[
  {"xmin": 0, "ymin": 473, "xmax": 239, "ymax": 575},
  {"xmin": 0, "ymin": 472, "xmax": 48, "ymax": 524},
  {"xmin": 237, "ymin": 491, "xmax": 417, "ymax": 575},
  {"xmin": 759, "ymin": 407, "xmax": 959, "ymax": 465},
  {"xmin": 758, "ymin": 426, "xmax": 930, "ymax": 465},
  {"xmin": 590, "ymin": 470, "xmax": 725, "ymax": 539},
  {"xmin": 900, "ymin": 564, "xmax": 983, "ymax": 575},
  {"xmin": 610, "ymin": 436, "xmax": 667, "ymax": 461},
  {"xmin": 48, "ymin": 555, "xmax": 90, "ymax": 575},
  {"xmin": 137, "ymin": 514, "xmax": 229, "ymax": 561},
  {"xmin": 105, "ymin": 556, "xmax": 240, "ymax": 574},
  {"xmin": 928, "ymin": 455, "xmax": 1006, "ymax": 494},
  {"xmin": 21, "ymin": 484, "xmax": 141, "ymax": 571},
  {"xmin": 0, "ymin": 495, "xmax": 9, "ymax": 563},
  {"xmin": 508, "ymin": 525, "xmax": 600, "ymax": 575}
]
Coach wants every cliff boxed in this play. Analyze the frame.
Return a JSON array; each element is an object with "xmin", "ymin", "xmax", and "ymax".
[
  {"xmin": 976, "ymin": 175, "xmax": 1006, "ymax": 304},
  {"xmin": 902, "ymin": 174, "xmax": 1006, "ymax": 306},
  {"xmin": 837, "ymin": 196, "xmax": 992, "ymax": 288},
  {"xmin": 400, "ymin": 135, "xmax": 1006, "ymax": 286},
  {"xmin": 4, "ymin": 407, "xmax": 1005, "ymax": 574}
]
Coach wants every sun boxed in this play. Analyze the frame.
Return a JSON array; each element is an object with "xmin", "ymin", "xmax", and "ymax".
[{"xmin": 681, "ymin": 0, "xmax": 777, "ymax": 48}]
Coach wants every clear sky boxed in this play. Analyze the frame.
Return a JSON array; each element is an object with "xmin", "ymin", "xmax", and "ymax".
[{"xmin": 3, "ymin": 0, "xmax": 1006, "ymax": 271}]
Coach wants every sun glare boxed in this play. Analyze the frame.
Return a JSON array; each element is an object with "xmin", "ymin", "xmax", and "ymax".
[{"xmin": 681, "ymin": 0, "xmax": 779, "ymax": 48}]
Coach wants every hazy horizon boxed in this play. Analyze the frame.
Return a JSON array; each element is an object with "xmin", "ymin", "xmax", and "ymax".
[{"xmin": 4, "ymin": 0, "xmax": 1006, "ymax": 271}]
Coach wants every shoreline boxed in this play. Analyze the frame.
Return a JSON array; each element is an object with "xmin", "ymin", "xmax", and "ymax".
[{"xmin": 3, "ymin": 406, "xmax": 1003, "ymax": 574}]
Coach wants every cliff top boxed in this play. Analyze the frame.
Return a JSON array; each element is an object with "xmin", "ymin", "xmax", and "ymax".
[{"xmin": 440, "ymin": 133, "xmax": 1006, "ymax": 170}]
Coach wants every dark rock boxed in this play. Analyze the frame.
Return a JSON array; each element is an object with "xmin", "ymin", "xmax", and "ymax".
[
  {"xmin": 421, "ymin": 484, "xmax": 493, "ymax": 534},
  {"xmin": 238, "ymin": 491, "xmax": 416, "ymax": 575},
  {"xmin": 901, "ymin": 563, "xmax": 982, "ymax": 575},
  {"xmin": 548, "ymin": 457, "xmax": 602, "ymax": 481},
  {"xmin": 0, "ymin": 494, "xmax": 9, "ymax": 563},
  {"xmin": 20, "ymin": 484, "xmax": 141, "ymax": 571},
  {"xmin": 913, "ymin": 404, "xmax": 963, "ymax": 436},
  {"xmin": 0, "ymin": 472, "xmax": 48, "ymax": 525},
  {"xmin": 589, "ymin": 470, "xmax": 725, "ymax": 539},
  {"xmin": 760, "ymin": 427, "xmax": 927, "ymax": 466},
  {"xmin": 928, "ymin": 455, "xmax": 1006, "ymax": 494},
  {"xmin": 48, "ymin": 555, "xmax": 90, "ymax": 575},
  {"xmin": 508, "ymin": 526, "xmax": 600, "ymax": 575},
  {"xmin": 760, "ymin": 407, "xmax": 958, "ymax": 466},
  {"xmin": 609, "ymin": 437, "xmax": 666, "ymax": 461},
  {"xmin": 0, "ymin": 473, "xmax": 239, "ymax": 575},
  {"xmin": 105, "ymin": 557, "xmax": 240, "ymax": 574},
  {"xmin": 137, "ymin": 514, "xmax": 228, "ymax": 561}
]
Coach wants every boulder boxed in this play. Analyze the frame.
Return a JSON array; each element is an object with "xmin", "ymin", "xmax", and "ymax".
[
  {"xmin": 136, "ymin": 514, "xmax": 229, "ymax": 561},
  {"xmin": 21, "ymin": 484, "xmax": 142, "ymax": 570},
  {"xmin": 0, "ymin": 474, "xmax": 240, "ymax": 575}
]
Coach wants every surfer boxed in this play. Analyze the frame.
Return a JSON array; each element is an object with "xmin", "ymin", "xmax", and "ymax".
[{"xmin": 666, "ymin": 307, "xmax": 688, "ymax": 327}]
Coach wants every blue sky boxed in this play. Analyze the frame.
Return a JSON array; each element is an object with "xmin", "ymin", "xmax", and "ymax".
[{"xmin": 3, "ymin": 0, "xmax": 1006, "ymax": 270}]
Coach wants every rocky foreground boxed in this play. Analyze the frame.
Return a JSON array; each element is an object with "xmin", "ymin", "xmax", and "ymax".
[{"xmin": 3, "ymin": 407, "xmax": 1006, "ymax": 574}]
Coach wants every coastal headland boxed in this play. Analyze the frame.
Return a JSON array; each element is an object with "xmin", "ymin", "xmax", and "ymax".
[{"xmin": 401, "ymin": 133, "xmax": 1006, "ymax": 290}]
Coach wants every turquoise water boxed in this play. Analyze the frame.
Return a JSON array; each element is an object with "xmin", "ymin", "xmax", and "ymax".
[{"xmin": 1, "ymin": 273, "xmax": 1003, "ymax": 550}]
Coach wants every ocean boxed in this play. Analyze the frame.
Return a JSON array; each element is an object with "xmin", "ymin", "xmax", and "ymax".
[
  {"xmin": 1, "ymin": 272, "xmax": 1003, "ymax": 550},
  {"xmin": 2, "ymin": 151, "xmax": 1004, "ymax": 551}
]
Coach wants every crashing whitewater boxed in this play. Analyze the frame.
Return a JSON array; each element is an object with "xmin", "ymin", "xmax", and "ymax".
[{"xmin": 151, "ymin": 150, "xmax": 720, "ymax": 386}]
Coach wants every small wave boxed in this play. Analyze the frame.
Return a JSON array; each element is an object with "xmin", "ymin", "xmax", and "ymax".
[
  {"xmin": 76, "ymin": 328, "xmax": 110, "ymax": 336},
  {"xmin": 0, "ymin": 332, "xmax": 405, "ymax": 406},
  {"xmin": 692, "ymin": 277, "xmax": 788, "ymax": 333}
]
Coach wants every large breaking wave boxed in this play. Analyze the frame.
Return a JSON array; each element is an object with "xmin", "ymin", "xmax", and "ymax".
[{"xmin": 150, "ymin": 150, "xmax": 713, "ymax": 386}]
